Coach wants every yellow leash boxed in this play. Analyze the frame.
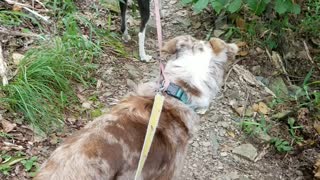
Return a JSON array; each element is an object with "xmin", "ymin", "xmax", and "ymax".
[
  {"xmin": 134, "ymin": 0, "xmax": 165, "ymax": 178},
  {"xmin": 134, "ymin": 93, "xmax": 165, "ymax": 180}
]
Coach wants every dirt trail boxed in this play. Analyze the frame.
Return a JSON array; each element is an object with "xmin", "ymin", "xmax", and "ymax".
[
  {"xmin": 101, "ymin": 0, "xmax": 309, "ymax": 179},
  {"xmin": 0, "ymin": 0, "xmax": 311, "ymax": 179}
]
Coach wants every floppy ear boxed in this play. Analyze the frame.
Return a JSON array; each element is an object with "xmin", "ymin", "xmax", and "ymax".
[
  {"xmin": 161, "ymin": 37, "xmax": 178, "ymax": 54},
  {"xmin": 209, "ymin": 38, "xmax": 225, "ymax": 55}
]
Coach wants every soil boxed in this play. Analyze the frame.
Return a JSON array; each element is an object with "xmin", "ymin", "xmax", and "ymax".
[{"xmin": 0, "ymin": 0, "xmax": 319, "ymax": 179}]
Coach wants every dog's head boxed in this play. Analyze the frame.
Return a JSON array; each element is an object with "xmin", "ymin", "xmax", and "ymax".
[{"xmin": 161, "ymin": 35, "xmax": 238, "ymax": 62}]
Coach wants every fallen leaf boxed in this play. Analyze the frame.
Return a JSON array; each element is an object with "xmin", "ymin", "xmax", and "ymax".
[
  {"xmin": 236, "ymin": 41, "xmax": 247, "ymax": 47},
  {"xmin": 314, "ymin": 121, "xmax": 320, "ymax": 134},
  {"xmin": 193, "ymin": 22, "xmax": 202, "ymax": 29},
  {"xmin": 236, "ymin": 17, "xmax": 245, "ymax": 30},
  {"xmin": 1, "ymin": 119, "xmax": 16, "ymax": 133},
  {"xmin": 96, "ymin": 79, "xmax": 103, "ymax": 89},
  {"xmin": 238, "ymin": 50, "xmax": 249, "ymax": 56},
  {"xmin": 82, "ymin": 101, "xmax": 92, "ymax": 109},
  {"xmin": 235, "ymin": 106, "xmax": 254, "ymax": 117},
  {"xmin": 227, "ymin": 131, "xmax": 235, "ymax": 138},
  {"xmin": 252, "ymin": 102, "xmax": 269, "ymax": 114},
  {"xmin": 49, "ymin": 134, "xmax": 59, "ymax": 145},
  {"xmin": 12, "ymin": 4, "xmax": 22, "ymax": 11}
]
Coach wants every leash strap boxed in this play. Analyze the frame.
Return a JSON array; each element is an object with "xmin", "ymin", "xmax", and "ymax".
[{"xmin": 134, "ymin": 93, "xmax": 165, "ymax": 180}]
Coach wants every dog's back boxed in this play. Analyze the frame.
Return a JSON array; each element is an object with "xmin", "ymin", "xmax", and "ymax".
[{"xmin": 34, "ymin": 95, "xmax": 195, "ymax": 180}]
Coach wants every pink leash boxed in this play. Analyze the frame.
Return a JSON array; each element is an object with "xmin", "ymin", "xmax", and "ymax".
[{"xmin": 154, "ymin": 0, "xmax": 170, "ymax": 91}]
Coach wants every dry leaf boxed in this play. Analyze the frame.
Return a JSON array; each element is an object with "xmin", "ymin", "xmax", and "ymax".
[
  {"xmin": 236, "ymin": 41, "xmax": 247, "ymax": 47},
  {"xmin": 12, "ymin": 4, "xmax": 22, "ymax": 11},
  {"xmin": 314, "ymin": 121, "xmax": 320, "ymax": 134},
  {"xmin": 227, "ymin": 131, "xmax": 235, "ymax": 138},
  {"xmin": 236, "ymin": 17, "xmax": 245, "ymax": 30},
  {"xmin": 315, "ymin": 157, "xmax": 320, "ymax": 179},
  {"xmin": 1, "ymin": 119, "xmax": 16, "ymax": 133},
  {"xmin": 82, "ymin": 101, "xmax": 92, "ymax": 109},
  {"xmin": 252, "ymin": 102, "xmax": 269, "ymax": 114},
  {"xmin": 238, "ymin": 51, "xmax": 249, "ymax": 56}
]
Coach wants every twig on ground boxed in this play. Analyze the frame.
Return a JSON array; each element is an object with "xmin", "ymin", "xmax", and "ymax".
[
  {"xmin": 34, "ymin": 0, "xmax": 47, "ymax": 9},
  {"xmin": 266, "ymin": 49, "xmax": 292, "ymax": 85},
  {"xmin": 254, "ymin": 144, "xmax": 270, "ymax": 162},
  {"xmin": 303, "ymin": 40, "xmax": 320, "ymax": 72},
  {"xmin": 222, "ymin": 57, "xmax": 244, "ymax": 92},
  {"xmin": 241, "ymin": 87, "xmax": 250, "ymax": 118},
  {"xmin": 4, "ymin": 0, "xmax": 50, "ymax": 23},
  {"xmin": 0, "ymin": 28, "xmax": 42, "ymax": 38},
  {"xmin": 4, "ymin": 0, "xmax": 33, "ymax": 9},
  {"xmin": 0, "ymin": 42, "xmax": 8, "ymax": 86}
]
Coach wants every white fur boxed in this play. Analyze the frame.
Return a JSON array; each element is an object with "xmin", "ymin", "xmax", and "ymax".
[
  {"xmin": 165, "ymin": 40, "xmax": 229, "ymax": 113},
  {"xmin": 138, "ymin": 29, "xmax": 152, "ymax": 62}
]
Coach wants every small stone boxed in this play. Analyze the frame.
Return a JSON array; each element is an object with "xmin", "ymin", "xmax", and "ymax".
[
  {"xmin": 218, "ymin": 129, "xmax": 226, "ymax": 137},
  {"xmin": 213, "ymin": 30, "xmax": 225, "ymax": 37},
  {"xmin": 220, "ymin": 152, "xmax": 228, "ymax": 157},
  {"xmin": 82, "ymin": 101, "xmax": 92, "ymax": 109},
  {"xmin": 232, "ymin": 143, "xmax": 258, "ymax": 161},
  {"xmin": 202, "ymin": 141, "xmax": 211, "ymax": 147},
  {"xmin": 192, "ymin": 141, "xmax": 199, "ymax": 147},
  {"xmin": 12, "ymin": 52, "xmax": 24, "ymax": 65}
]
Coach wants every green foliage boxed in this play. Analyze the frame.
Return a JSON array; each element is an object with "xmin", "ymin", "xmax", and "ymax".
[
  {"xmin": 0, "ymin": 153, "xmax": 27, "ymax": 175},
  {"xmin": 43, "ymin": 0, "xmax": 77, "ymax": 17},
  {"xmin": 181, "ymin": 0, "xmax": 301, "ymax": 15},
  {"xmin": 287, "ymin": 118, "xmax": 303, "ymax": 141},
  {"xmin": 0, "ymin": 11, "xmax": 42, "ymax": 29},
  {"xmin": 21, "ymin": 156, "xmax": 38, "ymax": 172},
  {"xmin": 240, "ymin": 115, "xmax": 269, "ymax": 136},
  {"xmin": 0, "ymin": 29, "xmax": 101, "ymax": 133},
  {"xmin": 0, "ymin": 153, "xmax": 39, "ymax": 176},
  {"xmin": 270, "ymin": 138, "xmax": 293, "ymax": 152}
]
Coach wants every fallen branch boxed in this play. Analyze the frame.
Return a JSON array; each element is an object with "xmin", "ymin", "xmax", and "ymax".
[
  {"xmin": 0, "ymin": 42, "xmax": 8, "ymax": 86},
  {"xmin": 0, "ymin": 28, "xmax": 42, "ymax": 38},
  {"xmin": 303, "ymin": 40, "xmax": 320, "ymax": 72}
]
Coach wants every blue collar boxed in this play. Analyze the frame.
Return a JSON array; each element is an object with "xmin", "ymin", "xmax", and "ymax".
[{"xmin": 164, "ymin": 82, "xmax": 189, "ymax": 104}]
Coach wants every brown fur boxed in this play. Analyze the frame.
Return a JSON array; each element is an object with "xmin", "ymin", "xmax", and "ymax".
[
  {"xmin": 176, "ymin": 79, "xmax": 201, "ymax": 97},
  {"xmin": 209, "ymin": 38, "xmax": 224, "ymax": 55},
  {"xmin": 34, "ymin": 94, "xmax": 197, "ymax": 180}
]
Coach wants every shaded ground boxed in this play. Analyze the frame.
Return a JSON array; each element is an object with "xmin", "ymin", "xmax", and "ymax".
[{"xmin": 0, "ymin": 0, "xmax": 319, "ymax": 179}]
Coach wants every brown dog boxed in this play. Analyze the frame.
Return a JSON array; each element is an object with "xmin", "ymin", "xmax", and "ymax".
[{"xmin": 34, "ymin": 36, "xmax": 238, "ymax": 180}]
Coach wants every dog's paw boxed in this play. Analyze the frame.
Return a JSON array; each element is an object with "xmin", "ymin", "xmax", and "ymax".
[
  {"xmin": 140, "ymin": 54, "xmax": 152, "ymax": 62},
  {"xmin": 195, "ymin": 108, "xmax": 208, "ymax": 115},
  {"xmin": 122, "ymin": 34, "xmax": 131, "ymax": 42}
]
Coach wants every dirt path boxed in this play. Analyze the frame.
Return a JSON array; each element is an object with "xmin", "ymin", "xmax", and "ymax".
[
  {"xmin": 100, "ymin": 0, "xmax": 309, "ymax": 179},
  {"xmin": 1, "ymin": 0, "xmax": 313, "ymax": 179}
]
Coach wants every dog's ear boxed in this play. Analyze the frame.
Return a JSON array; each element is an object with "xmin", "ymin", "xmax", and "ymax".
[
  {"xmin": 209, "ymin": 38, "xmax": 239, "ymax": 56},
  {"xmin": 209, "ymin": 38, "xmax": 225, "ymax": 55},
  {"xmin": 227, "ymin": 43, "xmax": 239, "ymax": 55},
  {"xmin": 161, "ymin": 38, "xmax": 178, "ymax": 54}
]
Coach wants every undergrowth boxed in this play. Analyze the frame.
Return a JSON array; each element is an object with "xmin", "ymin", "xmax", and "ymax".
[
  {"xmin": 240, "ymin": 71, "xmax": 320, "ymax": 153},
  {"xmin": 0, "ymin": 1, "xmax": 125, "ymax": 134},
  {"xmin": 0, "ymin": 31, "xmax": 99, "ymax": 133}
]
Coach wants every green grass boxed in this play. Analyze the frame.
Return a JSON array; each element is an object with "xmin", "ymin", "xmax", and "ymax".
[
  {"xmin": 0, "ymin": 11, "xmax": 104, "ymax": 133},
  {"xmin": 0, "ymin": 35, "xmax": 96, "ymax": 133}
]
